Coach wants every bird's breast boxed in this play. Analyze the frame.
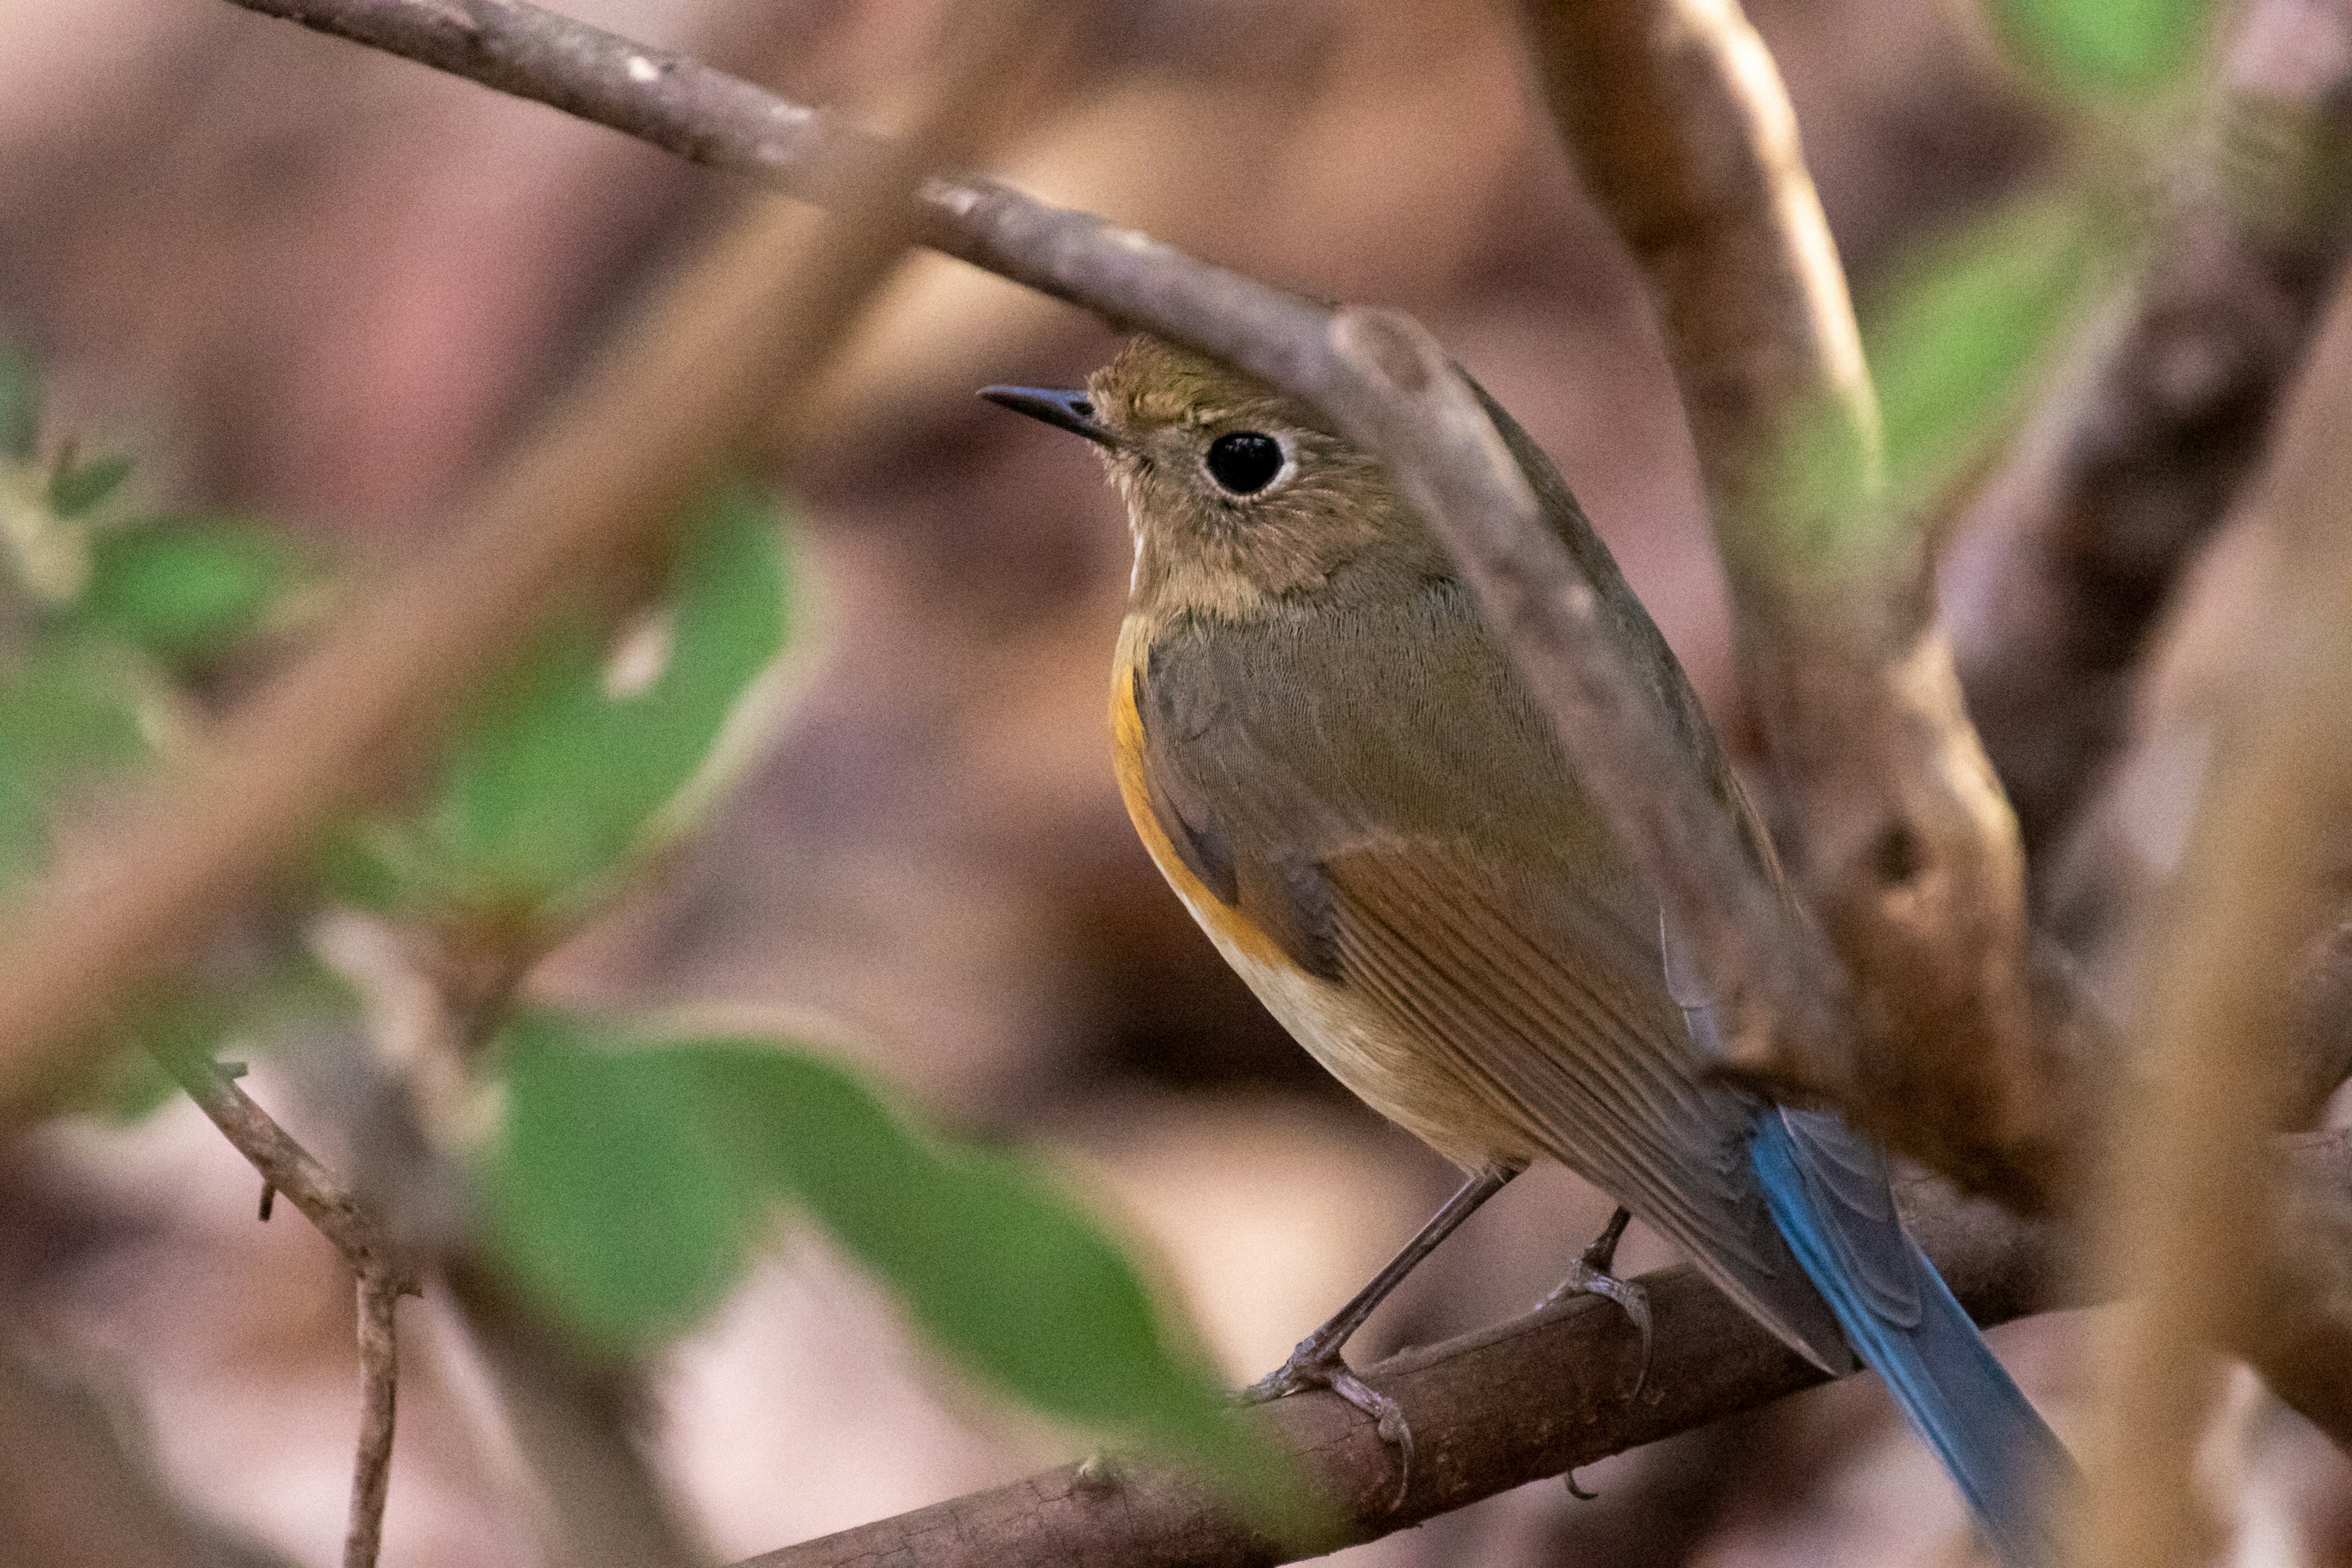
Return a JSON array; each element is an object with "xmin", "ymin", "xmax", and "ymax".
[{"xmin": 1108, "ymin": 618, "xmax": 1531, "ymax": 1170}]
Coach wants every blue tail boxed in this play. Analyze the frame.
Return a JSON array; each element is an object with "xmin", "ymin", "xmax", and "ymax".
[{"xmin": 1751, "ymin": 1109, "xmax": 2074, "ymax": 1568}]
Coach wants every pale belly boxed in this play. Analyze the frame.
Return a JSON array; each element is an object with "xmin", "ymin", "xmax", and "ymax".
[{"xmin": 1170, "ymin": 873, "xmax": 1536, "ymax": 1174}]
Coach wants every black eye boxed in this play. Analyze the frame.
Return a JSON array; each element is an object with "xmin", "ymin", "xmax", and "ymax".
[{"xmin": 1205, "ymin": 431, "xmax": 1286, "ymax": 496}]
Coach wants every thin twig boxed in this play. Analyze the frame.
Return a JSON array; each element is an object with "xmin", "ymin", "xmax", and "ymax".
[
  {"xmin": 345, "ymin": 1272, "xmax": 401, "ymax": 1568},
  {"xmin": 161, "ymin": 1054, "xmax": 414, "ymax": 1287},
  {"xmin": 156, "ymin": 1052, "xmax": 421, "ymax": 1568}
]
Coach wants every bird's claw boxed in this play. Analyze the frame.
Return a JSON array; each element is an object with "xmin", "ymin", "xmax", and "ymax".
[
  {"xmin": 1541, "ymin": 1243, "xmax": 1654, "ymax": 1395},
  {"xmin": 1237, "ymin": 1342, "xmax": 1415, "ymax": 1510}
]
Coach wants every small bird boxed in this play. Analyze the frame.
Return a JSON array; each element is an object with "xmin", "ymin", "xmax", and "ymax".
[{"xmin": 983, "ymin": 333, "xmax": 2070, "ymax": 1566}]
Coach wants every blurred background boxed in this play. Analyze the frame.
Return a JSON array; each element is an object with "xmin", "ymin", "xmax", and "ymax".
[{"xmin": 1, "ymin": 0, "xmax": 2346, "ymax": 1564}]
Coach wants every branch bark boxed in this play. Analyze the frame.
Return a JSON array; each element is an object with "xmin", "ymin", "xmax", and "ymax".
[
  {"xmin": 739, "ymin": 1152, "xmax": 2081, "ymax": 1568},
  {"xmin": 157, "ymin": 1056, "xmax": 420, "ymax": 1568},
  {"xmin": 726, "ymin": 1129, "xmax": 2352, "ymax": 1568},
  {"xmin": 1520, "ymin": 0, "xmax": 2056, "ymax": 1210},
  {"xmin": 344, "ymin": 1273, "xmax": 402, "ymax": 1568}
]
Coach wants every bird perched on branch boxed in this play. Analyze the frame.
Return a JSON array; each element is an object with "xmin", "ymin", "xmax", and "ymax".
[{"xmin": 984, "ymin": 333, "xmax": 2071, "ymax": 1567}]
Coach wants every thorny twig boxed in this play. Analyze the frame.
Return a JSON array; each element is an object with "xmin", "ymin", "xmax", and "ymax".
[{"xmin": 160, "ymin": 1054, "xmax": 417, "ymax": 1568}]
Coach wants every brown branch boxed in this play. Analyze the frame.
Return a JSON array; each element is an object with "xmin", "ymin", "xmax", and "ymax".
[
  {"xmin": 0, "ymin": 0, "xmax": 1847, "ymax": 1204},
  {"xmin": 1520, "ymin": 0, "xmax": 2054, "ymax": 1210},
  {"xmin": 2071, "ymin": 266, "xmax": 2352, "ymax": 1568},
  {"xmin": 742, "ymin": 1131, "xmax": 2352, "ymax": 1568},
  {"xmin": 1948, "ymin": 0, "xmax": 2352, "ymax": 864},
  {"xmin": 740, "ymin": 1130, "xmax": 2352, "ymax": 1568},
  {"xmin": 344, "ymin": 1273, "xmax": 401, "ymax": 1568}
]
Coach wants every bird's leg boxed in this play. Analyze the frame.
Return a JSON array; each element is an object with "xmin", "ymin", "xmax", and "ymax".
[
  {"xmin": 1238, "ymin": 1167, "xmax": 1513, "ymax": 1504},
  {"xmin": 1540, "ymin": 1206, "xmax": 1654, "ymax": 1393}
]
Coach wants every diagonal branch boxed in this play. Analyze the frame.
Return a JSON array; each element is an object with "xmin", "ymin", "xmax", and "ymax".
[
  {"xmin": 0, "ymin": 0, "xmax": 1848, "ymax": 1205},
  {"xmin": 1520, "ymin": 0, "xmax": 2056, "ymax": 1210},
  {"xmin": 740, "ymin": 1133, "xmax": 2352, "ymax": 1568}
]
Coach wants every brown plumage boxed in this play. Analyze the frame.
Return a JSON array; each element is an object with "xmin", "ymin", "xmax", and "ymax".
[{"xmin": 1090, "ymin": 335, "xmax": 1852, "ymax": 1370}]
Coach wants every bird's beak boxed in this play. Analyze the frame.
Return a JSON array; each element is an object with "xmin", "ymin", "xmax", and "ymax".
[{"xmin": 978, "ymin": 385, "xmax": 1118, "ymax": 448}]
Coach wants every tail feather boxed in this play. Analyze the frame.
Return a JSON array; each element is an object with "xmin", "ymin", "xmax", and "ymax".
[{"xmin": 1751, "ymin": 1111, "xmax": 2075, "ymax": 1568}]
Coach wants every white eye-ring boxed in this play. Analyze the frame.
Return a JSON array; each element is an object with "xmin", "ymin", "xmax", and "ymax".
[{"xmin": 1202, "ymin": 429, "xmax": 1292, "ymax": 497}]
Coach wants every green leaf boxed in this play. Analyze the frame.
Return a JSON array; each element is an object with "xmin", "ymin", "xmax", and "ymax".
[
  {"xmin": 419, "ymin": 478, "xmax": 791, "ymax": 911},
  {"xmin": 1871, "ymin": 196, "xmax": 2114, "ymax": 511},
  {"xmin": 47, "ymin": 453, "xmax": 132, "ymax": 519},
  {"xmin": 0, "ymin": 744, "xmax": 44, "ymax": 890},
  {"xmin": 0, "ymin": 341, "xmax": 37, "ymax": 462},
  {"xmin": 481, "ymin": 1018, "xmax": 1291, "ymax": 1510},
  {"xmin": 0, "ymin": 640, "xmax": 157, "ymax": 888},
  {"xmin": 1986, "ymin": 0, "xmax": 2214, "ymax": 100},
  {"xmin": 1770, "ymin": 193, "xmax": 2116, "ymax": 565},
  {"xmin": 77, "ymin": 519, "xmax": 302, "ymax": 669},
  {"xmin": 0, "ymin": 641, "xmax": 154, "ymax": 784},
  {"xmin": 486, "ymin": 1012, "xmax": 760, "ymax": 1346}
]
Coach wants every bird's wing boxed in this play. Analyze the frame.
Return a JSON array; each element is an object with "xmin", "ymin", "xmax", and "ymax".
[{"xmin": 1319, "ymin": 835, "xmax": 1849, "ymax": 1370}]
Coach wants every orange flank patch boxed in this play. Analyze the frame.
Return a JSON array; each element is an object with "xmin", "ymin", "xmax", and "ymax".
[{"xmin": 1108, "ymin": 651, "xmax": 1298, "ymax": 975}]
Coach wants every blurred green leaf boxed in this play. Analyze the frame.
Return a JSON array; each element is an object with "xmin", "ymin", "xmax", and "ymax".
[
  {"xmin": 486, "ymin": 1012, "xmax": 759, "ymax": 1344},
  {"xmin": 710, "ymin": 1049, "xmax": 1233, "ymax": 1443},
  {"xmin": 0, "ymin": 641, "xmax": 155, "ymax": 888},
  {"xmin": 1871, "ymin": 196, "xmax": 2113, "ymax": 511},
  {"xmin": 0, "ymin": 641, "xmax": 153, "ymax": 784},
  {"xmin": 483, "ymin": 1017, "xmax": 1287, "ymax": 1508},
  {"xmin": 47, "ymin": 453, "xmax": 131, "ymax": 519},
  {"xmin": 76, "ymin": 519, "xmax": 303, "ymax": 670},
  {"xmin": 419, "ymin": 478, "xmax": 791, "ymax": 913},
  {"xmin": 91, "ymin": 1046, "xmax": 181, "ymax": 1125},
  {"xmin": 1771, "ymin": 194, "xmax": 2114, "ymax": 564},
  {"xmin": 0, "ymin": 341, "xmax": 37, "ymax": 462},
  {"xmin": 1986, "ymin": 0, "xmax": 2213, "ymax": 100}
]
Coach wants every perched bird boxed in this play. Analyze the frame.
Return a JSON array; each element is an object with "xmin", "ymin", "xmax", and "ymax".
[{"xmin": 983, "ymin": 333, "xmax": 2070, "ymax": 1566}]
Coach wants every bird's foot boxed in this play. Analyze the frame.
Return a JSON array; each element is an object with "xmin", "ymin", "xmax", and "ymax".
[
  {"xmin": 1539, "ymin": 1211, "xmax": 1654, "ymax": 1395},
  {"xmin": 1238, "ymin": 1341, "xmax": 1414, "ymax": 1510}
]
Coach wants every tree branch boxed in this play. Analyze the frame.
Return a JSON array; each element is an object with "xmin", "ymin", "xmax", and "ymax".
[
  {"xmin": 1520, "ymin": 0, "xmax": 2056, "ymax": 1210},
  {"xmin": 737, "ymin": 1141, "xmax": 2133, "ymax": 1568},
  {"xmin": 162, "ymin": 1056, "xmax": 418, "ymax": 1291},
  {"xmin": 2072, "ymin": 263, "xmax": 2352, "ymax": 1568},
  {"xmin": 151, "ymin": 1054, "xmax": 418, "ymax": 1568}
]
